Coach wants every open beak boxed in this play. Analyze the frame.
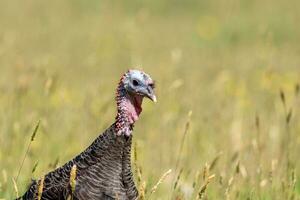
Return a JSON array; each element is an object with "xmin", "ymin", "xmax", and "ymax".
[
  {"xmin": 148, "ymin": 93, "xmax": 157, "ymax": 103},
  {"xmin": 145, "ymin": 86, "xmax": 157, "ymax": 103}
]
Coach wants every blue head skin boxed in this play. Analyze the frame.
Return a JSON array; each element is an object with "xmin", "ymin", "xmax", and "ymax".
[
  {"xmin": 122, "ymin": 70, "xmax": 156, "ymax": 102},
  {"xmin": 115, "ymin": 69, "xmax": 156, "ymax": 136}
]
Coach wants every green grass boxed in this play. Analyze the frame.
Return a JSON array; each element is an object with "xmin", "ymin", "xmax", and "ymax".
[{"xmin": 0, "ymin": 0, "xmax": 300, "ymax": 199}]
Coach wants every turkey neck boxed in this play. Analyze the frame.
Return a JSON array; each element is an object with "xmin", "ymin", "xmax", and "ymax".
[{"xmin": 115, "ymin": 80, "xmax": 143, "ymax": 136}]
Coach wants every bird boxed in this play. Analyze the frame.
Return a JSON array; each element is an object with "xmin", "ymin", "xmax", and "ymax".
[{"xmin": 17, "ymin": 69, "xmax": 156, "ymax": 200}]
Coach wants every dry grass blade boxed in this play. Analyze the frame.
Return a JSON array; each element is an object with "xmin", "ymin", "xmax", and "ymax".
[
  {"xmin": 193, "ymin": 171, "xmax": 201, "ymax": 189},
  {"xmin": 12, "ymin": 178, "xmax": 19, "ymax": 198},
  {"xmin": 149, "ymin": 169, "xmax": 172, "ymax": 199},
  {"xmin": 173, "ymin": 168, "xmax": 183, "ymax": 190},
  {"xmin": 278, "ymin": 90, "xmax": 295, "ymax": 180},
  {"xmin": 288, "ymin": 170, "xmax": 297, "ymax": 200},
  {"xmin": 225, "ymin": 177, "xmax": 234, "ymax": 200},
  {"xmin": 172, "ymin": 111, "xmax": 192, "ymax": 194},
  {"xmin": 134, "ymin": 142, "xmax": 142, "ymax": 186},
  {"xmin": 2, "ymin": 169, "xmax": 7, "ymax": 184},
  {"xmin": 16, "ymin": 120, "xmax": 41, "ymax": 182}
]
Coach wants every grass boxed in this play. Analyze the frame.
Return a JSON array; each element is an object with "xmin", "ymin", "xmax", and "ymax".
[{"xmin": 0, "ymin": 0, "xmax": 300, "ymax": 199}]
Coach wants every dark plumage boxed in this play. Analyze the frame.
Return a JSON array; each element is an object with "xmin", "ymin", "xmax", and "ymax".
[{"xmin": 17, "ymin": 70, "xmax": 156, "ymax": 200}]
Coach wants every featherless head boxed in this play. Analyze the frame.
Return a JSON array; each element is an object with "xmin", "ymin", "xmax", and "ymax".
[
  {"xmin": 115, "ymin": 69, "xmax": 156, "ymax": 136},
  {"xmin": 120, "ymin": 69, "xmax": 156, "ymax": 102}
]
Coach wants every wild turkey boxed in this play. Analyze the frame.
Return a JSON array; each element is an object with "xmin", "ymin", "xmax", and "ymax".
[{"xmin": 17, "ymin": 69, "xmax": 156, "ymax": 200}]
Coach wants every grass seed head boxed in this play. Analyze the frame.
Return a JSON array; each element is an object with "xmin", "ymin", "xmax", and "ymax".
[
  {"xmin": 38, "ymin": 176, "xmax": 45, "ymax": 200},
  {"xmin": 31, "ymin": 120, "xmax": 41, "ymax": 141},
  {"xmin": 198, "ymin": 174, "xmax": 215, "ymax": 200},
  {"xmin": 138, "ymin": 181, "xmax": 146, "ymax": 200},
  {"xmin": 295, "ymin": 83, "xmax": 299, "ymax": 96},
  {"xmin": 150, "ymin": 169, "xmax": 172, "ymax": 196},
  {"xmin": 280, "ymin": 89, "xmax": 286, "ymax": 107},
  {"xmin": 70, "ymin": 164, "xmax": 77, "ymax": 194}
]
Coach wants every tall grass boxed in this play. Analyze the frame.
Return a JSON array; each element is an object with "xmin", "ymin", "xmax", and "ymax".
[{"xmin": 0, "ymin": 0, "xmax": 300, "ymax": 199}]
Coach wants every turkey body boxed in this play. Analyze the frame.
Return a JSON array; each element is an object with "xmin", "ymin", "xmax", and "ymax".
[
  {"xmin": 18, "ymin": 124, "xmax": 138, "ymax": 200},
  {"xmin": 18, "ymin": 69, "xmax": 156, "ymax": 200}
]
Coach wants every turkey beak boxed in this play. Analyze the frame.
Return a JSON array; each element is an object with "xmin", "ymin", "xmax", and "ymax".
[
  {"xmin": 149, "ymin": 93, "xmax": 157, "ymax": 103},
  {"xmin": 145, "ymin": 86, "xmax": 157, "ymax": 103}
]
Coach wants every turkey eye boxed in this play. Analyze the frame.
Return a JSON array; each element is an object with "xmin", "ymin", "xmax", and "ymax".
[
  {"xmin": 149, "ymin": 83, "xmax": 155, "ymax": 89},
  {"xmin": 132, "ymin": 79, "xmax": 139, "ymax": 86}
]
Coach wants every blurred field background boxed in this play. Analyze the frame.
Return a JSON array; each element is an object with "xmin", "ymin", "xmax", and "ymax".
[{"xmin": 0, "ymin": 0, "xmax": 300, "ymax": 199}]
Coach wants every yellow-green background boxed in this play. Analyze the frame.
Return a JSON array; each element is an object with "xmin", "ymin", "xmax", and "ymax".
[{"xmin": 0, "ymin": 0, "xmax": 300, "ymax": 199}]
